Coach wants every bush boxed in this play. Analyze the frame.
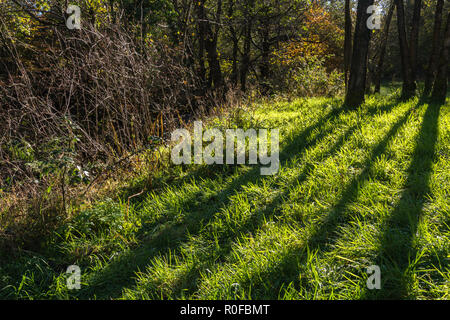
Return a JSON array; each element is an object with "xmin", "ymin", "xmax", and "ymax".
[
  {"xmin": 0, "ymin": 20, "xmax": 207, "ymax": 249},
  {"xmin": 273, "ymin": 55, "xmax": 344, "ymax": 97},
  {"xmin": 0, "ymin": 21, "xmax": 205, "ymax": 191},
  {"xmin": 65, "ymin": 199, "xmax": 124, "ymax": 238}
]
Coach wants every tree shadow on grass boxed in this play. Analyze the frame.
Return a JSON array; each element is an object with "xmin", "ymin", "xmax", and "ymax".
[
  {"xmin": 74, "ymin": 101, "xmax": 351, "ymax": 299},
  {"xmin": 154, "ymin": 98, "xmax": 402, "ymax": 299},
  {"xmin": 70, "ymin": 96, "xmax": 403, "ymax": 299},
  {"xmin": 232, "ymin": 101, "xmax": 419, "ymax": 298},
  {"xmin": 127, "ymin": 100, "xmax": 400, "ymax": 299},
  {"xmin": 362, "ymin": 102, "xmax": 442, "ymax": 299},
  {"xmin": 111, "ymin": 101, "xmax": 348, "ymax": 216},
  {"xmin": 118, "ymin": 95, "xmax": 400, "ymax": 206}
]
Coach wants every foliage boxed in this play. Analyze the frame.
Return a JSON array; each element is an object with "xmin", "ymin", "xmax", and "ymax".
[
  {"xmin": 0, "ymin": 0, "xmax": 449, "ymax": 301},
  {"xmin": 272, "ymin": 52, "xmax": 344, "ymax": 97},
  {"xmin": 1, "ymin": 92, "xmax": 449, "ymax": 299}
]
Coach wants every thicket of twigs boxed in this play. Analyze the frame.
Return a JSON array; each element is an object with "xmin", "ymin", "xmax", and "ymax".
[
  {"xmin": 0, "ymin": 20, "xmax": 221, "ymax": 249},
  {"xmin": 0, "ymin": 0, "xmax": 348, "ymax": 249}
]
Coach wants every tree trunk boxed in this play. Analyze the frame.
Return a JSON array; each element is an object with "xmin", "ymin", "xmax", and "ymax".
[
  {"xmin": 344, "ymin": 0, "xmax": 375, "ymax": 108},
  {"xmin": 396, "ymin": 0, "xmax": 416, "ymax": 100},
  {"xmin": 424, "ymin": 0, "xmax": 444, "ymax": 97},
  {"xmin": 240, "ymin": 27, "xmax": 251, "ymax": 92},
  {"xmin": 344, "ymin": 0, "xmax": 352, "ymax": 91},
  {"xmin": 231, "ymin": 37, "xmax": 239, "ymax": 87},
  {"xmin": 259, "ymin": 24, "xmax": 271, "ymax": 95},
  {"xmin": 228, "ymin": 0, "xmax": 239, "ymax": 87},
  {"xmin": 431, "ymin": 13, "xmax": 450, "ymax": 105},
  {"xmin": 206, "ymin": 0, "xmax": 223, "ymax": 89},
  {"xmin": 374, "ymin": 0, "xmax": 395, "ymax": 93},
  {"xmin": 240, "ymin": 0, "xmax": 253, "ymax": 92},
  {"xmin": 205, "ymin": 36, "xmax": 223, "ymax": 89},
  {"xmin": 196, "ymin": 0, "xmax": 207, "ymax": 89},
  {"xmin": 366, "ymin": 51, "xmax": 373, "ymax": 94},
  {"xmin": 196, "ymin": 0, "xmax": 223, "ymax": 91},
  {"xmin": 409, "ymin": 0, "xmax": 422, "ymax": 81}
]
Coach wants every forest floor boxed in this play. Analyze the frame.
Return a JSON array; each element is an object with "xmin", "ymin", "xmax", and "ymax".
[{"xmin": 1, "ymin": 89, "xmax": 449, "ymax": 299}]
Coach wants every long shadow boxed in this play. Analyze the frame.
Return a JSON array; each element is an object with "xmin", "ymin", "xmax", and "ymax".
[
  {"xmin": 176, "ymin": 122, "xmax": 363, "ymax": 298},
  {"xmin": 299, "ymin": 102, "xmax": 417, "ymax": 251},
  {"xmin": 73, "ymin": 98, "xmax": 400, "ymax": 299},
  {"xmin": 74, "ymin": 101, "xmax": 350, "ymax": 299},
  {"xmin": 232, "ymin": 101, "xmax": 419, "ymax": 298},
  {"xmin": 362, "ymin": 102, "xmax": 442, "ymax": 299},
  {"xmin": 304, "ymin": 104, "xmax": 417, "ymax": 249},
  {"xmin": 109, "ymin": 101, "xmax": 348, "ymax": 218},
  {"xmin": 120, "ymin": 96, "xmax": 400, "ymax": 203},
  {"xmin": 125, "ymin": 100, "xmax": 399, "ymax": 299}
]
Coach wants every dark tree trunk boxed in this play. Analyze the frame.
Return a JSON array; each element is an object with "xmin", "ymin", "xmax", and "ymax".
[
  {"xmin": 240, "ymin": 28, "xmax": 251, "ymax": 92},
  {"xmin": 431, "ymin": 13, "xmax": 450, "ymax": 105},
  {"xmin": 409, "ymin": 0, "xmax": 422, "ymax": 80},
  {"xmin": 259, "ymin": 25, "xmax": 271, "ymax": 95},
  {"xmin": 424, "ymin": 0, "xmax": 444, "ymax": 97},
  {"xmin": 344, "ymin": 0, "xmax": 375, "ymax": 108},
  {"xmin": 205, "ymin": 36, "xmax": 223, "ymax": 89},
  {"xmin": 396, "ymin": 0, "xmax": 416, "ymax": 100},
  {"xmin": 196, "ymin": 0, "xmax": 207, "ymax": 89},
  {"xmin": 374, "ymin": 0, "xmax": 395, "ymax": 93},
  {"xmin": 366, "ymin": 51, "xmax": 373, "ymax": 94},
  {"xmin": 206, "ymin": 0, "xmax": 223, "ymax": 89},
  {"xmin": 227, "ymin": 0, "xmax": 239, "ymax": 87},
  {"xmin": 409, "ymin": 0, "xmax": 422, "ymax": 81},
  {"xmin": 231, "ymin": 37, "xmax": 239, "ymax": 87},
  {"xmin": 196, "ymin": 0, "xmax": 223, "ymax": 90},
  {"xmin": 240, "ymin": 1, "xmax": 253, "ymax": 92},
  {"xmin": 344, "ymin": 0, "xmax": 352, "ymax": 91}
]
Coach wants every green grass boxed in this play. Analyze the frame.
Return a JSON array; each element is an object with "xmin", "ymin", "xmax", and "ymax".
[{"xmin": 1, "ymin": 89, "xmax": 449, "ymax": 300}]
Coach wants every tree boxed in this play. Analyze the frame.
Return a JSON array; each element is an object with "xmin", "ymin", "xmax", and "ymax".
[
  {"xmin": 196, "ymin": 0, "xmax": 224, "ymax": 91},
  {"xmin": 396, "ymin": 0, "xmax": 416, "ymax": 100},
  {"xmin": 423, "ymin": 0, "xmax": 444, "ymax": 97},
  {"xmin": 431, "ymin": 12, "xmax": 450, "ymax": 105},
  {"xmin": 344, "ymin": 0, "xmax": 352, "ymax": 91},
  {"xmin": 196, "ymin": 0, "xmax": 208, "ymax": 88},
  {"xmin": 374, "ymin": 0, "xmax": 395, "ymax": 93},
  {"xmin": 344, "ymin": 0, "xmax": 375, "ymax": 108},
  {"xmin": 240, "ymin": 0, "xmax": 254, "ymax": 92},
  {"xmin": 225, "ymin": 0, "xmax": 239, "ymax": 87},
  {"xmin": 409, "ymin": 0, "xmax": 422, "ymax": 81}
]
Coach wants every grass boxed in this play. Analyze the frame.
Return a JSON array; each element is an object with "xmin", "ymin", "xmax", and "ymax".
[{"xmin": 1, "ymin": 88, "xmax": 449, "ymax": 300}]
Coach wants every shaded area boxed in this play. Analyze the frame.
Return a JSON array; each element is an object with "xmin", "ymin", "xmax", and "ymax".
[
  {"xmin": 1, "ymin": 97, "xmax": 411, "ymax": 300},
  {"xmin": 75, "ymin": 101, "xmax": 350, "ymax": 299},
  {"xmin": 363, "ymin": 102, "xmax": 442, "ymax": 299},
  {"xmin": 78, "ymin": 99, "xmax": 399, "ymax": 299},
  {"xmin": 232, "ymin": 102, "xmax": 418, "ymax": 298}
]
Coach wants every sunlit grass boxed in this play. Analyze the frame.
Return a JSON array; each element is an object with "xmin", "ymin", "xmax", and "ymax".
[{"xmin": 1, "ymin": 90, "xmax": 449, "ymax": 300}]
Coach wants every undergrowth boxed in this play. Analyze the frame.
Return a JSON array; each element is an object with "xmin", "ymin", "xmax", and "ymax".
[{"xmin": 1, "ymin": 89, "xmax": 449, "ymax": 300}]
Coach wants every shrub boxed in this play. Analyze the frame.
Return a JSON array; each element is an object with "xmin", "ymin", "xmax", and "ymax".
[{"xmin": 273, "ymin": 55, "xmax": 344, "ymax": 97}]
